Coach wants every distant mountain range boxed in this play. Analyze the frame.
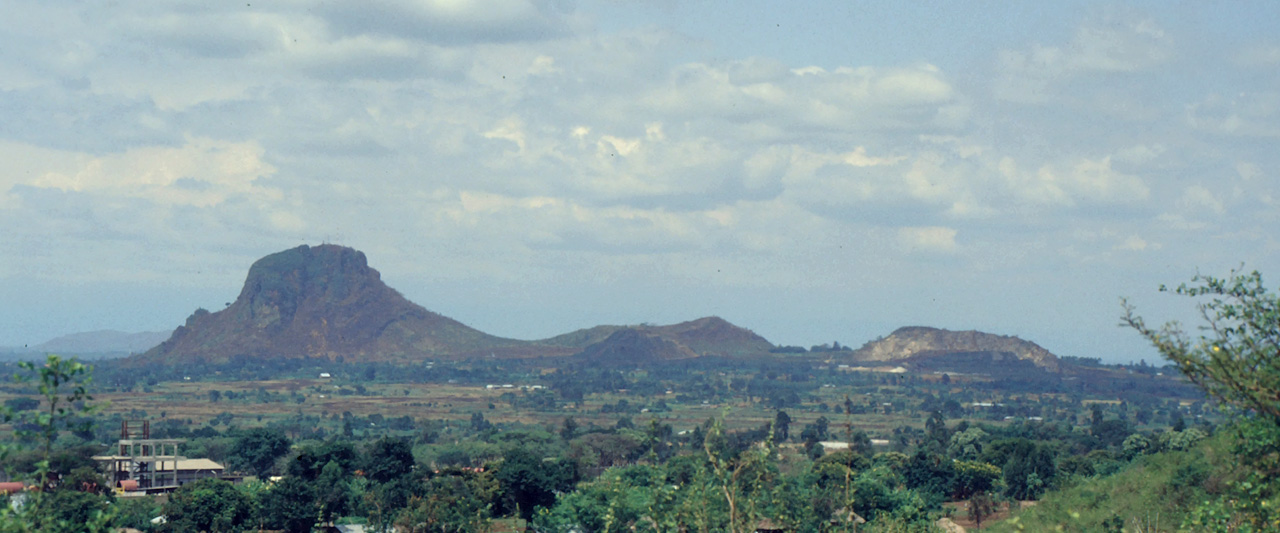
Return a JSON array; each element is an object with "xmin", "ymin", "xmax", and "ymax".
[
  {"xmin": 2, "ymin": 330, "xmax": 170, "ymax": 356},
  {"xmin": 119, "ymin": 244, "xmax": 1064, "ymax": 371}
]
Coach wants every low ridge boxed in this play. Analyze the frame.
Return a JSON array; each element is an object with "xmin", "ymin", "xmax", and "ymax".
[{"xmin": 573, "ymin": 316, "xmax": 774, "ymax": 362}]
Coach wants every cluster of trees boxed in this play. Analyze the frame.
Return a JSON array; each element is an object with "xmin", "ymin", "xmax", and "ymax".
[{"xmin": 769, "ymin": 341, "xmax": 854, "ymax": 354}]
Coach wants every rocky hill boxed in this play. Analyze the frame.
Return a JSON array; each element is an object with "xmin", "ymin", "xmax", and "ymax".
[
  {"xmin": 849, "ymin": 326, "xmax": 1061, "ymax": 372},
  {"xmin": 576, "ymin": 329, "xmax": 701, "ymax": 363},
  {"xmin": 129, "ymin": 245, "xmax": 775, "ymax": 366},
  {"xmin": 133, "ymin": 245, "xmax": 530, "ymax": 364},
  {"xmin": 572, "ymin": 316, "xmax": 774, "ymax": 362}
]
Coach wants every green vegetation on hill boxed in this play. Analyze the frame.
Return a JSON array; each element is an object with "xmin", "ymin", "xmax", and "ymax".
[
  {"xmin": 995, "ymin": 268, "xmax": 1280, "ymax": 531},
  {"xmin": 989, "ymin": 429, "xmax": 1225, "ymax": 531}
]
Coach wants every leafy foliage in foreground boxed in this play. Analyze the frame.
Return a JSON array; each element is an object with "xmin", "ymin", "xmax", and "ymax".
[
  {"xmin": 992, "ymin": 269, "xmax": 1280, "ymax": 531},
  {"xmin": 1123, "ymin": 268, "xmax": 1280, "ymax": 424}
]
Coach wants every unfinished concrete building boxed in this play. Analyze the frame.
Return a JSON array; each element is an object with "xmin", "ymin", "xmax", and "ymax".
[{"xmin": 93, "ymin": 420, "xmax": 225, "ymax": 494}]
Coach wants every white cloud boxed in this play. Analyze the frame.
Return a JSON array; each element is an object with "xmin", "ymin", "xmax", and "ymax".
[
  {"xmin": 317, "ymin": 0, "xmax": 576, "ymax": 45},
  {"xmin": 1178, "ymin": 186, "xmax": 1225, "ymax": 215},
  {"xmin": 640, "ymin": 61, "xmax": 958, "ymax": 134},
  {"xmin": 995, "ymin": 16, "xmax": 1172, "ymax": 103},
  {"xmin": 1236, "ymin": 161, "xmax": 1261, "ymax": 180},
  {"xmin": 1060, "ymin": 156, "xmax": 1150, "ymax": 204},
  {"xmin": 997, "ymin": 156, "xmax": 1148, "ymax": 207},
  {"xmin": 1, "ymin": 0, "xmax": 1278, "ymax": 359},
  {"xmin": 29, "ymin": 137, "xmax": 278, "ymax": 208},
  {"xmin": 898, "ymin": 226, "xmax": 958, "ymax": 253},
  {"xmin": 1114, "ymin": 234, "xmax": 1158, "ymax": 251},
  {"xmin": 1185, "ymin": 91, "xmax": 1280, "ymax": 138}
]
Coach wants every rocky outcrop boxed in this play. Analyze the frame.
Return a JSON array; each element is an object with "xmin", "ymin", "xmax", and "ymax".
[
  {"xmin": 850, "ymin": 326, "xmax": 1061, "ymax": 371},
  {"xmin": 130, "ymin": 246, "xmax": 777, "ymax": 366},
  {"xmin": 134, "ymin": 244, "xmax": 522, "ymax": 364}
]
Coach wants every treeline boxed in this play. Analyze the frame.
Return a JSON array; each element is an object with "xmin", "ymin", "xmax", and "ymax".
[{"xmin": 2, "ymin": 397, "xmax": 1219, "ymax": 532}]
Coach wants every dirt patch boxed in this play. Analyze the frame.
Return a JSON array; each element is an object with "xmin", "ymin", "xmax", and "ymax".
[{"xmin": 943, "ymin": 501, "xmax": 1035, "ymax": 530}]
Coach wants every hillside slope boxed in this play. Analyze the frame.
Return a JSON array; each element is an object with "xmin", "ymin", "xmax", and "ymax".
[
  {"xmin": 133, "ymin": 245, "xmax": 526, "ymax": 364},
  {"xmin": 850, "ymin": 326, "xmax": 1061, "ymax": 371},
  {"xmin": 573, "ymin": 316, "xmax": 774, "ymax": 363}
]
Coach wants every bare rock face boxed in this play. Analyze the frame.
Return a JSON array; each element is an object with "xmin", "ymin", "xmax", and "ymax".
[
  {"xmin": 135, "ymin": 245, "xmax": 520, "ymax": 364},
  {"xmin": 850, "ymin": 326, "xmax": 1061, "ymax": 371}
]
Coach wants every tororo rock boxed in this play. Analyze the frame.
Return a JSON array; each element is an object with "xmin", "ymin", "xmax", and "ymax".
[{"xmin": 849, "ymin": 326, "xmax": 1061, "ymax": 372}]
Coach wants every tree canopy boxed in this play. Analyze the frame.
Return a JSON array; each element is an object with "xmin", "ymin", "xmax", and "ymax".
[{"xmin": 1123, "ymin": 269, "xmax": 1280, "ymax": 423}]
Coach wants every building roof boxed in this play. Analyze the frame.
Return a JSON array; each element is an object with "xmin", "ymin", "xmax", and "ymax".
[
  {"xmin": 93, "ymin": 456, "xmax": 224, "ymax": 471},
  {"xmin": 176, "ymin": 458, "xmax": 224, "ymax": 471}
]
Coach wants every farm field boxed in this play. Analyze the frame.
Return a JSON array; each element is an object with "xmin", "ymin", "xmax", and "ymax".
[{"xmin": 76, "ymin": 375, "xmax": 944, "ymax": 440}]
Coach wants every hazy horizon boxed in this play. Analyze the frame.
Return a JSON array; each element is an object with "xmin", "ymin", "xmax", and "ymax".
[{"xmin": 3, "ymin": 2, "xmax": 1277, "ymax": 363}]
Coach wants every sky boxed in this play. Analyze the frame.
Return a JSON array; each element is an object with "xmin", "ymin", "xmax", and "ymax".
[{"xmin": 2, "ymin": 1, "xmax": 1277, "ymax": 363}]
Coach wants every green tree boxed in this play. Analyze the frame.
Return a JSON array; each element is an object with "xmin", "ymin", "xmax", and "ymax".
[
  {"xmin": 289, "ymin": 441, "xmax": 359, "ymax": 481},
  {"xmin": 1122, "ymin": 433, "xmax": 1151, "ymax": 459},
  {"xmin": 1125, "ymin": 269, "xmax": 1280, "ymax": 528},
  {"xmin": 951, "ymin": 460, "xmax": 1002, "ymax": 500},
  {"xmin": 0, "ymin": 355, "xmax": 108, "ymax": 533},
  {"xmin": 258, "ymin": 476, "xmax": 316, "ymax": 533},
  {"xmin": 495, "ymin": 447, "xmax": 574, "ymax": 521},
  {"xmin": 364, "ymin": 437, "xmax": 416, "ymax": 485},
  {"xmin": 560, "ymin": 416, "xmax": 579, "ymax": 441},
  {"xmin": 847, "ymin": 429, "xmax": 873, "ymax": 458},
  {"xmin": 316, "ymin": 460, "xmax": 354, "ymax": 524},
  {"xmin": 1122, "ymin": 269, "xmax": 1280, "ymax": 423},
  {"xmin": 947, "ymin": 427, "xmax": 988, "ymax": 461},
  {"xmin": 229, "ymin": 428, "xmax": 291, "ymax": 478},
  {"xmin": 1002, "ymin": 442, "xmax": 1054, "ymax": 500},
  {"xmin": 30, "ymin": 490, "xmax": 112, "ymax": 533},
  {"xmin": 702, "ymin": 417, "xmax": 780, "ymax": 533},
  {"xmin": 14, "ymin": 355, "xmax": 99, "ymax": 490},
  {"xmin": 397, "ymin": 475, "xmax": 493, "ymax": 533},
  {"xmin": 773, "ymin": 411, "xmax": 791, "ymax": 442},
  {"xmin": 161, "ymin": 478, "xmax": 254, "ymax": 533},
  {"xmin": 111, "ymin": 497, "xmax": 162, "ymax": 532}
]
